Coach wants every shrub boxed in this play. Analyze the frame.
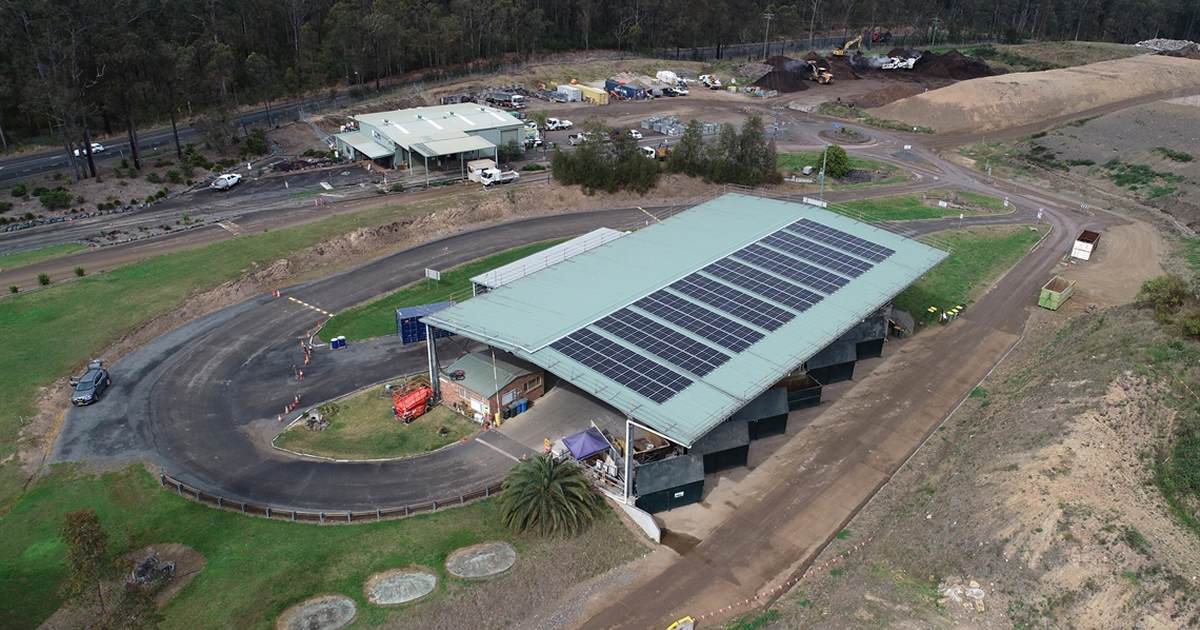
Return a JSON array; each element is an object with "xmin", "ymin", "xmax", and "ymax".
[
  {"xmin": 38, "ymin": 188, "xmax": 73, "ymax": 210},
  {"xmin": 166, "ymin": 169, "xmax": 182, "ymax": 184},
  {"xmin": 242, "ymin": 129, "xmax": 269, "ymax": 156},
  {"xmin": 0, "ymin": 201, "xmax": 11, "ymax": 213},
  {"xmin": 388, "ymin": 183, "xmax": 404, "ymax": 192},
  {"xmin": 1137, "ymin": 274, "xmax": 1190, "ymax": 320},
  {"xmin": 8, "ymin": 285, "xmax": 17, "ymax": 294},
  {"xmin": 73, "ymin": 267, "xmax": 85, "ymax": 277},
  {"xmin": 10, "ymin": 183, "xmax": 26, "ymax": 198},
  {"xmin": 37, "ymin": 273, "xmax": 51, "ymax": 286},
  {"xmin": 499, "ymin": 454, "xmax": 603, "ymax": 537},
  {"xmin": 145, "ymin": 172, "xmax": 163, "ymax": 184},
  {"xmin": 821, "ymin": 145, "xmax": 851, "ymax": 179},
  {"xmin": 1153, "ymin": 147, "xmax": 1193, "ymax": 163},
  {"xmin": 521, "ymin": 163, "xmax": 546, "ymax": 171},
  {"xmin": 1182, "ymin": 310, "xmax": 1200, "ymax": 339}
]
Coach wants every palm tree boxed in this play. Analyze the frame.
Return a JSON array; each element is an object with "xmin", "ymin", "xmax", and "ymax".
[{"xmin": 499, "ymin": 454, "xmax": 604, "ymax": 537}]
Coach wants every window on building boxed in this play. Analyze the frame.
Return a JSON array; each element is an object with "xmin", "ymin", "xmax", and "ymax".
[{"xmin": 525, "ymin": 376, "xmax": 541, "ymax": 392}]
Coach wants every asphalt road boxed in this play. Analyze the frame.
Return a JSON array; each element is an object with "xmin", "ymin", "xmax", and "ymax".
[
  {"xmin": 52, "ymin": 205, "xmax": 693, "ymax": 510},
  {"xmin": 0, "ymin": 94, "xmax": 343, "ymax": 186}
]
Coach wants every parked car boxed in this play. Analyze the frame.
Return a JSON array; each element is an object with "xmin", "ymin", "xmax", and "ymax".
[
  {"xmin": 73, "ymin": 142, "xmax": 105, "ymax": 157},
  {"xmin": 71, "ymin": 362, "xmax": 111, "ymax": 406},
  {"xmin": 210, "ymin": 173, "xmax": 242, "ymax": 191},
  {"xmin": 567, "ymin": 132, "xmax": 592, "ymax": 145},
  {"xmin": 545, "ymin": 117, "xmax": 574, "ymax": 131},
  {"xmin": 628, "ymin": 129, "xmax": 644, "ymax": 140}
]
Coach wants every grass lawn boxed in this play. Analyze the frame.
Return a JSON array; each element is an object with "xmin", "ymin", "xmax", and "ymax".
[
  {"xmin": 778, "ymin": 152, "xmax": 907, "ymax": 190},
  {"xmin": 894, "ymin": 225, "xmax": 1048, "ymax": 325},
  {"xmin": 0, "ymin": 197, "xmax": 448, "ymax": 506},
  {"xmin": 816, "ymin": 103, "xmax": 935, "ymax": 134},
  {"xmin": 0, "ymin": 243, "xmax": 87, "ymax": 272},
  {"xmin": 0, "ymin": 465, "xmax": 638, "ymax": 629},
  {"xmin": 275, "ymin": 390, "xmax": 477, "ymax": 459},
  {"xmin": 319, "ymin": 238, "xmax": 567, "ymax": 342},
  {"xmin": 836, "ymin": 195, "xmax": 958, "ymax": 221}
]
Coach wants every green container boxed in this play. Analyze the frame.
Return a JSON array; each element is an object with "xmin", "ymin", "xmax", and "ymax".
[{"xmin": 1038, "ymin": 275, "xmax": 1075, "ymax": 310}]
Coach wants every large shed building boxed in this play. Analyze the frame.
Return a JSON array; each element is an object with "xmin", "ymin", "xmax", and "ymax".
[
  {"xmin": 422, "ymin": 193, "xmax": 946, "ymax": 512},
  {"xmin": 334, "ymin": 103, "xmax": 524, "ymax": 173}
]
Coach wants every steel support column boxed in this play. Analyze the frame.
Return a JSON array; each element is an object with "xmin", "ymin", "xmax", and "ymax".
[{"xmin": 426, "ymin": 324, "xmax": 440, "ymax": 399}]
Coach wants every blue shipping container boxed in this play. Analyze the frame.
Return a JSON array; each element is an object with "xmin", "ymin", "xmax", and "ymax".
[{"xmin": 396, "ymin": 301, "xmax": 456, "ymax": 344}]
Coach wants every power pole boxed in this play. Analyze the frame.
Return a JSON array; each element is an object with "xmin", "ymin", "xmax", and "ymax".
[{"xmin": 762, "ymin": 12, "xmax": 775, "ymax": 60}]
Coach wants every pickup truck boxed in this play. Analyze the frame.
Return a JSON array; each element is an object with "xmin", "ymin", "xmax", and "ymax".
[
  {"xmin": 545, "ymin": 117, "xmax": 573, "ymax": 130},
  {"xmin": 567, "ymin": 132, "xmax": 592, "ymax": 145},
  {"xmin": 480, "ymin": 167, "xmax": 520, "ymax": 186}
]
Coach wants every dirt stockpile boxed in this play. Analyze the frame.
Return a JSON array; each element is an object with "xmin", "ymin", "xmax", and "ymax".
[
  {"xmin": 912, "ymin": 49, "xmax": 993, "ymax": 79},
  {"xmin": 870, "ymin": 55, "xmax": 1200, "ymax": 133},
  {"xmin": 753, "ymin": 70, "xmax": 808, "ymax": 92},
  {"xmin": 802, "ymin": 51, "xmax": 860, "ymax": 79}
]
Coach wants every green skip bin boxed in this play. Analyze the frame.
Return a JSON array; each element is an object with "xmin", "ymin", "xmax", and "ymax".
[{"xmin": 1038, "ymin": 275, "xmax": 1076, "ymax": 310}]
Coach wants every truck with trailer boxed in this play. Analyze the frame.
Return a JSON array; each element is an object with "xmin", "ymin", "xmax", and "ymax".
[{"xmin": 484, "ymin": 91, "xmax": 526, "ymax": 109}]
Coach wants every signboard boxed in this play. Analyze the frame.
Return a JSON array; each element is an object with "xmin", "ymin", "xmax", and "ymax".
[
  {"xmin": 1037, "ymin": 208, "xmax": 1044, "ymax": 221},
  {"xmin": 425, "ymin": 268, "xmax": 441, "ymax": 281},
  {"xmin": 802, "ymin": 196, "xmax": 829, "ymax": 209}
]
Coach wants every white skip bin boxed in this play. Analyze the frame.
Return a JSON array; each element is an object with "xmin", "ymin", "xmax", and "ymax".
[{"xmin": 1071, "ymin": 229, "xmax": 1101, "ymax": 261}]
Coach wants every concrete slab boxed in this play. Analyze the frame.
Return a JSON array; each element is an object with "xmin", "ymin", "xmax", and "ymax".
[
  {"xmin": 445, "ymin": 541, "xmax": 517, "ymax": 579},
  {"xmin": 364, "ymin": 569, "xmax": 437, "ymax": 606},
  {"xmin": 496, "ymin": 382, "xmax": 625, "ymax": 452},
  {"xmin": 276, "ymin": 594, "xmax": 356, "ymax": 630}
]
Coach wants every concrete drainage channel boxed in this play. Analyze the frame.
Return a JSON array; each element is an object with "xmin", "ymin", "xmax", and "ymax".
[{"xmin": 277, "ymin": 542, "xmax": 516, "ymax": 629}]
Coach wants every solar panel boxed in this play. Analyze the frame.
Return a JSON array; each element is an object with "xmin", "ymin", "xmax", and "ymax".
[
  {"xmin": 670, "ymin": 274, "xmax": 794, "ymax": 331},
  {"xmin": 733, "ymin": 244, "xmax": 849, "ymax": 294},
  {"xmin": 550, "ymin": 328, "xmax": 692, "ymax": 403},
  {"xmin": 595, "ymin": 309, "xmax": 731, "ymax": 376},
  {"xmin": 762, "ymin": 231, "xmax": 874, "ymax": 277},
  {"xmin": 788, "ymin": 218, "xmax": 895, "ymax": 262},
  {"xmin": 634, "ymin": 291, "xmax": 763, "ymax": 352},
  {"xmin": 703, "ymin": 258, "xmax": 823, "ymax": 312}
]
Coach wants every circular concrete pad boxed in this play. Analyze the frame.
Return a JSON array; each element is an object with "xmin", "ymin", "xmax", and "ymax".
[
  {"xmin": 276, "ymin": 594, "xmax": 356, "ymax": 630},
  {"xmin": 444, "ymin": 541, "xmax": 517, "ymax": 579},
  {"xmin": 364, "ymin": 568, "xmax": 437, "ymax": 606}
]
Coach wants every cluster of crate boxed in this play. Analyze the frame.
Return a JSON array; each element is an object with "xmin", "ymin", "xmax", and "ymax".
[{"xmin": 640, "ymin": 116, "xmax": 720, "ymax": 137}]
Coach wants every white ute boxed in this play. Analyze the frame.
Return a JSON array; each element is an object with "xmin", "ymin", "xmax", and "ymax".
[
  {"xmin": 210, "ymin": 173, "xmax": 242, "ymax": 191},
  {"xmin": 73, "ymin": 142, "xmax": 105, "ymax": 157},
  {"xmin": 545, "ymin": 117, "xmax": 573, "ymax": 130}
]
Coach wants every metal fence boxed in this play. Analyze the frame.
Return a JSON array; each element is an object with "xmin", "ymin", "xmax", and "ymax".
[
  {"xmin": 650, "ymin": 36, "xmax": 996, "ymax": 62},
  {"xmin": 159, "ymin": 472, "xmax": 503, "ymax": 524}
]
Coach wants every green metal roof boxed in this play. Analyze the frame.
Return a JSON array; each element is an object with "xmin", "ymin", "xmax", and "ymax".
[
  {"xmin": 442, "ymin": 351, "xmax": 532, "ymax": 399},
  {"xmin": 413, "ymin": 134, "xmax": 495, "ymax": 157},
  {"xmin": 424, "ymin": 193, "xmax": 947, "ymax": 446},
  {"xmin": 336, "ymin": 131, "xmax": 392, "ymax": 159}
]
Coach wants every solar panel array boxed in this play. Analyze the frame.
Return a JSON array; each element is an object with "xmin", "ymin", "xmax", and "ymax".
[
  {"xmin": 634, "ymin": 291, "xmax": 763, "ymax": 352},
  {"xmin": 789, "ymin": 218, "xmax": 895, "ymax": 262},
  {"xmin": 762, "ymin": 231, "xmax": 873, "ymax": 277},
  {"xmin": 703, "ymin": 259, "xmax": 822, "ymax": 312},
  {"xmin": 594, "ymin": 309, "xmax": 731, "ymax": 376},
  {"xmin": 733, "ymin": 244, "xmax": 849, "ymax": 294},
  {"xmin": 545, "ymin": 215, "xmax": 905, "ymax": 406},
  {"xmin": 550, "ymin": 328, "xmax": 692, "ymax": 403},
  {"xmin": 670, "ymin": 275, "xmax": 794, "ymax": 331}
]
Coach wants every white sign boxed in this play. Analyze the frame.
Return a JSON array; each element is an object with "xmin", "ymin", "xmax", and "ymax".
[
  {"xmin": 937, "ymin": 200, "xmax": 949, "ymax": 208},
  {"xmin": 802, "ymin": 196, "xmax": 828, "ymax": 209},
  {"xmin": 1003, "ymin": 197, "xmax": 1009, "ymax": 208},
  {"xmin": 425, "ymin": 268, "xmax": 441, "ymax": 281},
  {"xmin": 319, "ymin": 181, "xmax": 333, "ymax": 190},
  {"xmin": 1037, "ymin": 208, "xmax": 1044, "ymax": 221}
]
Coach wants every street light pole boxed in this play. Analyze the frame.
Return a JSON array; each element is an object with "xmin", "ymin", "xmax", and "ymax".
[
  {"xmin": 819, "ymin": 144, "xmax": 829, "ymax": 198},
  {"xmin": 762, "ymin": 12, "xmax": 775, "ymax": 60}
]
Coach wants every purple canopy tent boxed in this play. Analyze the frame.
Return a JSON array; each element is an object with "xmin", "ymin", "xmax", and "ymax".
[{"xmin": 562, "ymin": 426, "xmax": 611, "ymax": 460}]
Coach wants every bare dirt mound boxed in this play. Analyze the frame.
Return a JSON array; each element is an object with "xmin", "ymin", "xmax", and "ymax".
[
  {"xmin": 752, "ymin": 70, "xmax": 808, "ymax": 93},
  {"xmin": 870, "ymin": 55, "xmax": 1200, "ymax": 133}
]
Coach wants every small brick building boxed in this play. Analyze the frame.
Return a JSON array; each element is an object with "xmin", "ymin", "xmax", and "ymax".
[{"xmin": 439, "ymin": 351, "xmax": 544, "ymax": 423}]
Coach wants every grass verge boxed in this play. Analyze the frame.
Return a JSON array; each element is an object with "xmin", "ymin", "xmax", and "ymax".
[
  {"xmin": 894, "ymin": 225, "xmax": 1048, "ymax": 325},
  {"xmin": 319, "ymin": 238, "xmax": 567, "ymax": 342},
  {"xmin": 0, "ymin": 243, "xmax": 88, "ymax": 272},
  {"xmin": 817, "ymin": 102, "xmax": 934, "ymax": 134},
  {"xmin": 778, "ymin": 151, "xmax": 905, "ymax": 190},
  {"xmin": 836, "ymin": 195, "xmax": 958, "ymax": 221},
  {"xmin": 275, "ymin": 393, "xmax": 477, "ymax": 460},
  {"xmin": 0, "ymin": 197, "xmax": 447, "ymax": 506},
  {"xmin": 0, "ymin": 465, "xmax": 637, "ymax": 629}
]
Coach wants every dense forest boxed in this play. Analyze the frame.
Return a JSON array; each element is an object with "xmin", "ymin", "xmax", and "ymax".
[{"xmin": 1, "ymin": 0, "xmax": 1197, "ymax": 165}]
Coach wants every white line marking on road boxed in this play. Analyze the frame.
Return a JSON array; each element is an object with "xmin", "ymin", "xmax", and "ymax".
[
  {"xmin": 319, "ymin": 181, "xmax": 333, "ymax": 190},
  {"xmin": 217, "ymin": 220, "xmax": 243, "ymax": 235},
  {"xmin": 286, "ymin": 296, "xmax": 335, "ymax": 317},
  {"xmin": 475, "ymin": 436, "xmax": 521, "ymax": 462}
]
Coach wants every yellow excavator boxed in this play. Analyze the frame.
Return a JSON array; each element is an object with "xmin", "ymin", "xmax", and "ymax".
[{"xmin": 833, "ymin": 34, "xmax": 862, "ymax": 56}]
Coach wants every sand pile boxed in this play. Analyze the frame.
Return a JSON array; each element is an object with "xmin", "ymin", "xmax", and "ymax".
[{"xmin": 870, "ymin": 55, "xmax": 1200, "ymax": 133}]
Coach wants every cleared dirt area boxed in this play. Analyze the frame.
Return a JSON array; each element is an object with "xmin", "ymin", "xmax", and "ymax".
[
  {"xmin": 872, "ymin": 55, "xmax": 1200, "ymax": 134},
  {"xmin": 764, "ymin": 222, "xmax": 1196, "ymax": 629}
]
